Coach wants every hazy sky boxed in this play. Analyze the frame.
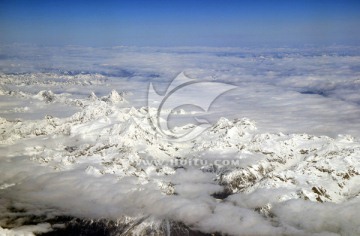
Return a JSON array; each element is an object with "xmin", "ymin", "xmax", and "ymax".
[{"xmin": 1, "ymin": 0, "xmax": 360, "ymax": 46}]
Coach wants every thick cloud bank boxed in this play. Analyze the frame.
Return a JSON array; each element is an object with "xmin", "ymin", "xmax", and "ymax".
[{"xmin": 0, "ymin": 45, "xmax": 360, "ymax": 235}]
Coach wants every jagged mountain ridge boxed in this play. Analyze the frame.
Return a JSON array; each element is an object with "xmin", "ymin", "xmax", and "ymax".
[{"xmin": 0, "ymin": 73, "xmax": 360, "ymax": 235}]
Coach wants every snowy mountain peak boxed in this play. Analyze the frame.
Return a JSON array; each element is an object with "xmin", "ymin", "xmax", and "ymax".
[
  {"xmin": 88, "ymin": 91, "xmax": 98, "ymax": 101},
  {"xmin": 101, "ymin": 90, "xmax": 127, "ymax": 104},
  {"xmin": 34, "ymin": 90, "xmax": 56, "ymax": 103}
]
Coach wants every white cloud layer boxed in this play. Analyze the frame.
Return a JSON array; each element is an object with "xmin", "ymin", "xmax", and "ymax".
[{"xmin": 1, "ymin": 44, "xmax": 360, "ymax": 235}]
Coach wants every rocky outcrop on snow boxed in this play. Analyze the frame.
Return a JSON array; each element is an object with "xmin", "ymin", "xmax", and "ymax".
[{"xmin": 34, "ymin": 90, "xmax": 56, "ymax": 103}]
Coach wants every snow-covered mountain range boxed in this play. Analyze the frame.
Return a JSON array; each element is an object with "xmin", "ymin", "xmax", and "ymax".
[{"xmin": 0, "ymin": 70, "xmax": 360, "ymax": 236}]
